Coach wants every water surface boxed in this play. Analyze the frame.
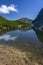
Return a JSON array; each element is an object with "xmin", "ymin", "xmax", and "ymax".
[{"xmin": 0, "ymin": 28, "xmax": 43, "ymax": 51}]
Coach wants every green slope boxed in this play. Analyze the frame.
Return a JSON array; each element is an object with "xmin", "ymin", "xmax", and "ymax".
[
  {"xmin": 0, "ymin": 16, "xmax": 32, "ymax": 27},
  {"xmin": 0, "ymin": 16, "xmax": 33, "ymax": 35}
]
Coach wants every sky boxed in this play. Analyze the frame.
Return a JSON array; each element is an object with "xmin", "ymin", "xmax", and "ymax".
[{"xmin": 0, "ymin": 0, "xmax": 43, "ymax": 20}]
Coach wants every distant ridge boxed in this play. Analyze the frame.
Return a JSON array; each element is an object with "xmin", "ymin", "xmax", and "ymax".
[
  {"xmin": 0, "ymin": 16, "xmax": 32, "ymax": 31},
  {"xmin": 18, "ymin": 18, "xmax": 32, "ymax": 23},
  {"xmin": 0, "ymin": 16, "xmax": 32, "ymax": 25},
  {"xmin": 0, "ymin": 16, "xmax": 32, "ymax": 23}
]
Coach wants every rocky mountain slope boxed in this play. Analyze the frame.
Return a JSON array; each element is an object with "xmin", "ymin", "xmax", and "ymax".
[
  {"xmin": 18, "ymin": 18, "xmax": 32, "ymax": 23},
  {"xmin": 33, "ymin": 8, "xmax": 43, "ymax": 30}
]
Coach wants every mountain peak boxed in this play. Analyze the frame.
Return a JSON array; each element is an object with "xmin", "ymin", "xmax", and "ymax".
[
  {"xmin": 38, "ymin": 8, "xmax": 43, "ymax": 17},
  {"xmin": 33, "ymin": 8, "xmax": 43, "ymax": 28},
  {"xmin": 18, "ymin": 17, "xmax": 32, "ymax": 23},
  {"xmin": 40, "ymin": 8, "xmax": 43, "ymax": 12}
]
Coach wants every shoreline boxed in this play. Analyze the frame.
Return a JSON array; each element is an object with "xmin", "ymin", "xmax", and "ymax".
[{"xmin": 0, "ymin": 44, "xmax": 43, "ymax": 65}]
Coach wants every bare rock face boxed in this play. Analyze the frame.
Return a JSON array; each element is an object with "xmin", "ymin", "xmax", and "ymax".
[{"xmin": 0, "ymin": 45, "xmax": 43, "ymax": 65}]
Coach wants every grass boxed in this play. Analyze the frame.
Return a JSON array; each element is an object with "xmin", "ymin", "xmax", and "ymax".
[
  {"xmin": 0, "ymin": 16, "xmax": 33, "ymax": 35},
  {"xmin": 0, "ymin": 16, "xmax": 33, "ymax": 30}
]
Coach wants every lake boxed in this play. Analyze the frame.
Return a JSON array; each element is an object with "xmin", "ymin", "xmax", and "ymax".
[{"xmin": 0, "ymin": 28, "xmax": 43, "ymax": 52}]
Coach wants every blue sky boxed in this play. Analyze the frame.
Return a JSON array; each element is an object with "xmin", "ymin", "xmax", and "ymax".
[{"xmin": 0, "ymin": 0, "xmax": 43, "ymax": 20}]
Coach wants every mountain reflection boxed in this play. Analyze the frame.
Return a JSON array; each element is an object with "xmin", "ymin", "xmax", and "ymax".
[{"xmin": 34, "ymin": 29, "xmax": 43, "ymax": 43}]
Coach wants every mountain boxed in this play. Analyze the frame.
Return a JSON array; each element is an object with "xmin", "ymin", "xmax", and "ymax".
[
  {"xmin": 0, "ymin": 16, "xmax": 15, "ymax": 27},
  {"xmin": 0, "ymin": 16, "xmax": 10, "ymax": 25},
  {"xmin": 0, "ymin": 16, "xmax": 32, "ymax": 31},
  {"xmin": 33, "ymin": 8, "xmax": 43, "ymax": 29},
  {"xmin": 18, "ymin": 18, "xmax": 32, "ymax": 23},
  {"xmin": 0, "ymin": 16, "xmax": 27, "ymax": 26},
  {"xmin": 0, "ymin": 16, "xmax": 32, "ymax": 26}
]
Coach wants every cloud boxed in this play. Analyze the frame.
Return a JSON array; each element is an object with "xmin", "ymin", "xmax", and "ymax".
[{"xmin": 0, "ymin": 4, "xmax": 18, "ymax": 14}]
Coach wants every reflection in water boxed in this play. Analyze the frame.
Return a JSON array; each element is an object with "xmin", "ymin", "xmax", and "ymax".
[
  {"xmin": 19, "ymin": 27, "xmax": 31, "ymax": 31},
  {"xmin": 0, "ymin": 28, "xmax": 43, "ymax": 51},
  {"xmin": 34, "ymin": 29, "xmax": 43, "ymax": 43},
  {"xmin": 0, "ymin": 34, "xmax": 18, "ymax": 41},
  {"xmin": 0, "ymin": 28, "xmax": 43, "ymax": 62}
]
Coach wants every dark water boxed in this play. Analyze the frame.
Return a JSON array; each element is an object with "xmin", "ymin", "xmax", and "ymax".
[{"xmin": 0, "ymin": 28, "xmax": 43, "ymax": 51}]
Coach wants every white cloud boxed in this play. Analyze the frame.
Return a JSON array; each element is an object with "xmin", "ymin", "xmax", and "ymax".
[{"xmin": 0, "ymin": 4, "xmax": 18, "ymax": 14}]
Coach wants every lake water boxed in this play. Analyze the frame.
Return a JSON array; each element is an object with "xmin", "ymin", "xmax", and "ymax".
[{"xmin": 0, "ymin": 28, "xmax": 43, "ymax": 51}]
